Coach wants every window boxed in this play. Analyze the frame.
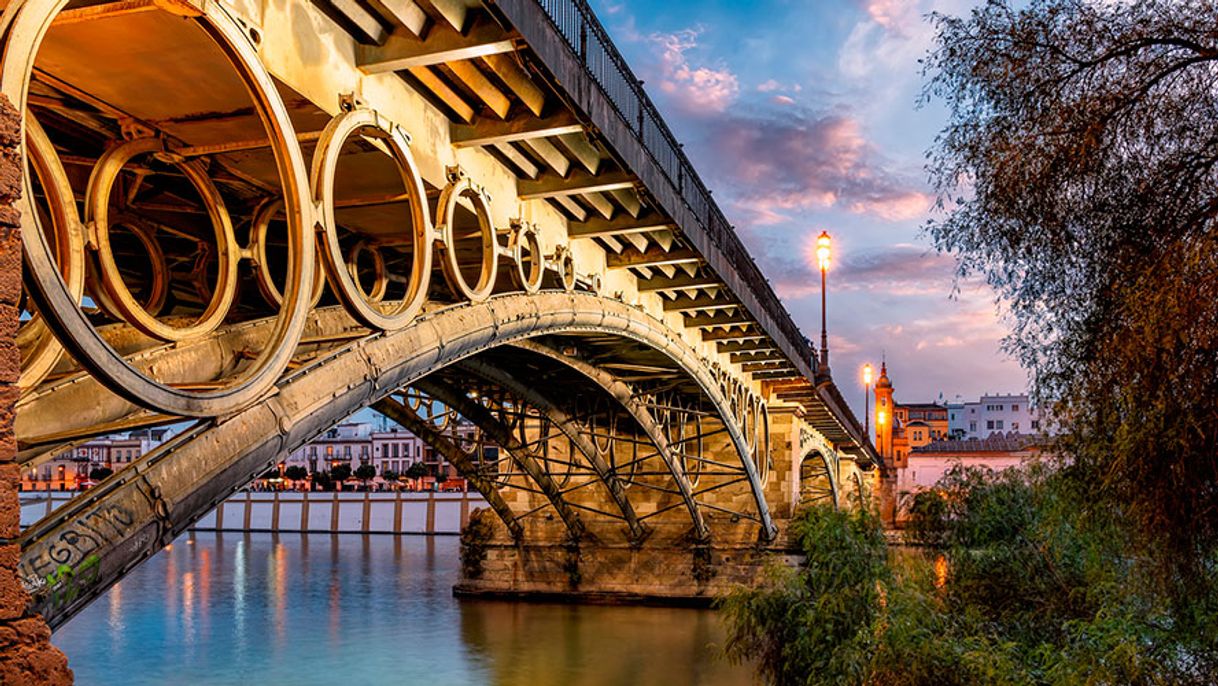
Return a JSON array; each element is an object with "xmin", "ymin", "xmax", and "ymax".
[
  {"xmin": 344, "ymin": 445, "xmax": 351, "ymax": 458},
  {"xmin": 986, "ymin": 420, "xmax": 995, "ymax": 430},
  {"xmin": 969, "ymin": 421, "xmax": 977, "ymax": 432},
  {"xmin": 1012, "ymin": 404, "xmax": 1019, "ymax": 412},
  {"xmin": 996, "ymin": 420, "xmax": 1004, "ymax": 430},
  {"xmin": 1012, "ymin": 422, "xmax": 1020, "ymax": 431},
  {"xmin": 1032, "ymin": 420, "xmax": 1040, "ymax": 430}
]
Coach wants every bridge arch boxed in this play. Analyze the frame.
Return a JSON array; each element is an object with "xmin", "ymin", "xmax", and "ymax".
[{"xmin": 18, "ymin": 292, "xmax": 776, "ymax": 629}]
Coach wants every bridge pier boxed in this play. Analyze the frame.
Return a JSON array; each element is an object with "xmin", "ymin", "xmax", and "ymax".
[{"xmin": 0, "ymin": 96, "xmax": 72, "ymax": 686}]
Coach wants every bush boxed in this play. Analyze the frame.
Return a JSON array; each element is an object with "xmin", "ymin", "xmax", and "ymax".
[
  {"xmin": 283, "ymin": 466, "xmax": 308, "ymax": 481},
  {"xmin": 88, "ymin": 467, "xmax": 113, "ymax": 481},
  {"xmin": 723, "ymin": 465, "xmax": 1218, "ymax": 685}
]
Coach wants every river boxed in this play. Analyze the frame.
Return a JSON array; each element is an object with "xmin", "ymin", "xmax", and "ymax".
[{"xmin": 53, "ymin": 533, "xmax": 757, "ymax": 685}]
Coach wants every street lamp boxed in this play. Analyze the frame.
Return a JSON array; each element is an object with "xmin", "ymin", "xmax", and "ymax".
[
  {"xmin": 862, "ymin": 363, "xmax": 874, "ymax": 439},
  {"xmin": 815, "ymin": 231, "xmax": 831, "ymax": 377}
]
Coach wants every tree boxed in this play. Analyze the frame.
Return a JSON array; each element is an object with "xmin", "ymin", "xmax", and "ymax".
[
  {"xmin": 924, "ymin": 0, "xmax": 1218, "ymax": 585},
  {"xmin": 283, "ymin": 465, "xmax": 308, "ymax": 481},
  {"xmin": 330, "ymin": 463, "xmax": 352, "ymax": 483},
  {"xmin": 312, "ymin": 471, "xmax": 333, "ymax": 491},
  {"xmin": 88, "ymin": 467, "xmax": 113, "ymax": 482},
  {"xmin": 353, "ymin": 464, "xmax": 376, "ymax": 483},
  {"xmin": 404, "ymin": 461, "xmax": 429, "ymax": 479},
  {"xmin": 381, "ymin": 470, "xmax": 399, "ymax": 482}
]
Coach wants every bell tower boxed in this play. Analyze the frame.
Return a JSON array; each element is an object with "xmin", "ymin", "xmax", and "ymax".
[{"xmin": 874, "ymin": 360, "xmax": 894, "ymax": 463}]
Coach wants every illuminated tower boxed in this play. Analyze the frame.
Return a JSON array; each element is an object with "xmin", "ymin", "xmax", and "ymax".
[{"xmin": 874, "ymin": 360, "xmax": 893, "ymax": 463}]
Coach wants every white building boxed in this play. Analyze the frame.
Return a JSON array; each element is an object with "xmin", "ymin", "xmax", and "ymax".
[{"xmin": 947, "ymin": 393, "xmax": 1045, "ymax": 439}]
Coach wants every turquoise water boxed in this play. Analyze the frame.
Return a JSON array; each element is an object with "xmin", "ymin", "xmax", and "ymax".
[{"xmin": 53, "ymin": 533, "xmax": 756, "ymax": 685}]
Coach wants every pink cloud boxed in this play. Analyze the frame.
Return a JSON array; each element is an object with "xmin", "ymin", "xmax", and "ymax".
[
  {"xmin": 648, "ymin": 29, "xmax": 738, "ymax": 113},
  {"xmin": 695, "ymin": 111, "xmax": 930, "ymax": 225}
]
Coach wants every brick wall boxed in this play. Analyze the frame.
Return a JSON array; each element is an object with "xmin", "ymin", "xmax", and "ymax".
[{"xmin": 0, "ymin": 95, "xmax": 74, "ymax": 685}]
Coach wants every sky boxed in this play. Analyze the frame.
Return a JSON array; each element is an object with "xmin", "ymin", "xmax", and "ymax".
[{"xmin": 587, "ymin": 0, "xmax": 1030, "ymax": 412}]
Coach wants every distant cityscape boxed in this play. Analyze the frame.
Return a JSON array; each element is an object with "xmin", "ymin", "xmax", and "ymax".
[
  {"xmin": 871, "ymin": 361, "xmax": 1056, "ymax": 523},
  {"xmin": 22, "ymin": 420, "xmax": 494, "ymax": 493}
]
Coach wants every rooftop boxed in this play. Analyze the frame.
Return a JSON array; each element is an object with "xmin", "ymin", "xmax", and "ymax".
[{"xmin": 911, "ymin": 432, "xmax": 1042, "ymax": 454}]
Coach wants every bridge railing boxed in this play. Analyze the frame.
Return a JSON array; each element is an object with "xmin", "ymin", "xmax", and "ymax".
[{"xmin": 534, "ymin": 0, "xmax": 815, "ymax": 368}]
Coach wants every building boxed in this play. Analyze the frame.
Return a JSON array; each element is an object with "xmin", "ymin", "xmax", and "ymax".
[
  {"xmin": 947, "ymin": 393, "xmax": 1044, "ymax": 439},
  {"xmin": 897, "ymin": 433, "xmax": 1043, "ymax": 497},
  {"xmin": 873, "ymin": 362, "xmax": 1055, "ymax": 525},
  {"xmin": 283, "ymin": 420, "xmax": 499, "ymax": 483},
  {"xmin": 22, "ymin": 428, "xmax": 173, "ymax": 491}
]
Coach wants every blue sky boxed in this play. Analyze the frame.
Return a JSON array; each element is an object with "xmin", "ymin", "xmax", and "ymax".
[{"xmin": 588, "ymin": 0, "xmax": 1029, "ymax": 410}]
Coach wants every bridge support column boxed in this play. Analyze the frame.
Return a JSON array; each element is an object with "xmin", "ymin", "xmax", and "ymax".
[{"xmin": 0, "ymin": 96, "xmax": 73, "ymax": 686}]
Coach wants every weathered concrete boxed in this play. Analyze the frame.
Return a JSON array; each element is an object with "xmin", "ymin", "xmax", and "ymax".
[{"xmin": 0, "ymin": 95, "xmax": 72, "ymax": 686}]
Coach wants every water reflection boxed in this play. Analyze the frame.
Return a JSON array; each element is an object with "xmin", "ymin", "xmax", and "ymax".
[{"xmin": 54, "ymin": 533, "xmax": 754, "ymax": 686}]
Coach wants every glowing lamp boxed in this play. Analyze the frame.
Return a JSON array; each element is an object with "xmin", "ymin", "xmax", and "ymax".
[
  {"xmin": 816, "ymin": 231, "xmax": 831, "ymax": 271},
  {"xmin": 862, "ymin": 363, "xmax": 873, "ymax": 386}
]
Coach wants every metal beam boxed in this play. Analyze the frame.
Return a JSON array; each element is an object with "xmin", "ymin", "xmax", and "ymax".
[
  {"xmin": 482, "ymin": 53, "xmax": 546, "ymax": 117},
  {"xmin": 636, "ymin": 273, "xmax": 721, "ymax": 293},
  {"xmin": 662, "ymin": 294, "xmax": 736, "ymax": 313},
  {"xmin": 454, "ymin": 360, "xmax": 648, "ymax": 543},
  {"xmin": 741, "ymin": 361, "xmax": 794, "ymax": 373},
  {"xmin": 606, "ymin": 246, "xmax": 701, "ymax": 269},
  {"xmin": 684, "ymin": 311, "xmax": 754, "ymax": 329},
  {"xmin": 702, "ymin": 329, "xmax": 764, "ymax": 342},
  {"xmin": 358, "ymin": 17, "xmax": 517, "ymax": 73},
  {"xmin": 373, "ymin": 396, "xmax": 524, "ymax": 539},
  {"xmin": 718, "ymin": 340, "xmax": 776, "ymax": 354},
  {"xmin": 450, "ymin": 112, "xmax": 582, "ymax": 148},
  {"xmin": 568, "ymin": 213, "xmax": 675, "ymax": 239},
  {"xmin": 729, "ymin": 350, "xmax": 785, "ymax": 363},
  {"xmin": 518, "ymin": 169, "xmax": 634, "ymax": 200},
  {"xmin": 412, "ymin": 380, "xmax": 586, "ymax": 540}
]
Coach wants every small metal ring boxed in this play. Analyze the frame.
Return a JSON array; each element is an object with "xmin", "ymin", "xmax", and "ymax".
[
  {"xmin": 346, "ymin": 240, "xmax": 387, "ymax": 303},
  {"xmin": 248, "ymin": 197, "xmax": 325, "ymax": 308},
  {"xmin": 84, "ymin": 136, "xmax": 240, "ymax": 342},
  {"xmin": 508, "ymin": 220, "xmax": 543, "ymax": 294}
]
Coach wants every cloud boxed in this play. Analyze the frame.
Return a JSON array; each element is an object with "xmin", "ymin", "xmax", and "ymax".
[
  {"xmin": 648, "ymin": 29, "xmax": 739, "ymax": 113},
  {"xmin": 833, "ymin": 243, "xmax": 959, "ymax": 295},
  {"xmin": 694, "ymin": 109, "xmax": 931, "ymax": 225}
]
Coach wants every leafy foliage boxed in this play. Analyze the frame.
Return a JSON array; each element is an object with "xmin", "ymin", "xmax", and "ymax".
[
  {"xmin": 330, "ymin": 463, "xmax": 352, "ymax": 483},
  {"xmin": 404, "ymin": 462, "xmax": 429, "ymax": 479},
  {"xmin": 283, "ymin": 465, "xmax": 308, "ymax": 481},
  {"xmin": 725, "ymin": 466, "xmax": 1218, "ymax": 685},
  {"xmin": 88, "ymin": 467, "xmax": 113, "ymax": 481},
  {"xmin": 923, "ymin": 0, "xmax": 1218, "ymax": 581},
  {"xmin": 353, "ymin": 464, "xmax": 377, "ymax": 482}
]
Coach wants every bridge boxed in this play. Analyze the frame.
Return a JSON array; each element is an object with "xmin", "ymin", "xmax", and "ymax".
[{"xmin": 0, "ymin": 0, "xmax": 876, "ymax": 668}]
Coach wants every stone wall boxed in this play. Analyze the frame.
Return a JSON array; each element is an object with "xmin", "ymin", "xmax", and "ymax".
[{"xmin": 0, "ymin": 96, "xmax": 74, "ymax": 686}]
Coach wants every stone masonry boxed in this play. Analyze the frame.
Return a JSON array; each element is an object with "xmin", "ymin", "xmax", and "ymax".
[{"xmin": 0, "ymin": 95, "xmax": 74, "ymax": 685}]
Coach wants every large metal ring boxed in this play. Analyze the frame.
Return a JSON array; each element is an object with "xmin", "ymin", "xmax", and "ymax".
[
  {"xmin": 248, "ymin": 198, "xmax": 325, "ymax": 308},
  {"xmin": 312, "ymin": 108, "xmax": 431, "ymax": 330},
  {"xmin": 3, "ymin": 0, "xmax": 316, "ymax": 416},
  {"xmin": 436, "ymin": 168, "xmax": 498, "ymax": 302},
  {"xmin": 16, "ymin": 112, "xmax": 84, "ymax": 391}
]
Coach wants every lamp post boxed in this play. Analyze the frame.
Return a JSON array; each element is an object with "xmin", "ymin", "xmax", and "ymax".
[
  {"xmin": 862, "ymin": 363, "xmax": 874, "ymax": 439},
  {"xmin": 815, "ymin": 231, "xmax": 831, "ymax": 377}
]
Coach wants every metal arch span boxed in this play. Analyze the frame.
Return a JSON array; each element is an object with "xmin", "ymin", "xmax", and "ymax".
[{"xmin": 18, "ymin": 292, "xmax": 774, "ymax": 629}]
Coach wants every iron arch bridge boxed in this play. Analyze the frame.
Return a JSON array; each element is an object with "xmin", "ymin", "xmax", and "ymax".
[{"xmin": 2, "ymin": 0, "xmax": 876, "ymax": 630}]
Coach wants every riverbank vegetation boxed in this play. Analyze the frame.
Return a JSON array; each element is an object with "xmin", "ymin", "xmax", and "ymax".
[
  {"xmin": 723, "ymin": 464, "xmax": 1218, "ymax": 684},
  {"xmin": 723, "ymin": 0, "xmax": 1218, "ymax": 682}
]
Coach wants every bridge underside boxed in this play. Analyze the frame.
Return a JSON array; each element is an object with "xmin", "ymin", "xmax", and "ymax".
[{"xmin": 0, "ymin": 0, "xmax": 876, "ymax": 648}]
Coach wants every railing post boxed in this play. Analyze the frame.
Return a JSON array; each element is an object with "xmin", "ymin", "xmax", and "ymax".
[
  {"xmin": 243, "ymin": 491, "xmax": 252, "ymax": 530},
  {"xmin": 301, "ymin": 490, "xmax": 310, "ymax": 531},
  {"xmin": 362, "ymin": 491, "xmax": 371, "ymax": 533},
  {"xmin": 426, "ymin": 491, "xmax": 436, "ymax": 534},
  {"xmin": 331, "ymin": 491, "xmax": 340, "ymax": 532},
  {"xmin": 271, "ymin": 491, "xmax": 280, "ymax": 531},
  {"xmin": 393, "ymin": 491, "xmax": 403, "ymax": 534}
]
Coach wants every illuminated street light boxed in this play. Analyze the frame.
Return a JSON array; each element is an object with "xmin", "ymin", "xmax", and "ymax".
[
  {"xmin": 862, "ymin": 363, "xmax": 874, "ymax": 439},
  {"xmin": 816, "ymin": 231, "xmax": 832, "ymax": 378}
]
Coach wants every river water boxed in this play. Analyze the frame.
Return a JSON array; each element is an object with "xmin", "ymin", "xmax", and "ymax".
[{"xmin": 53, "ymin": 533, "xmax": 757, "ymax": 685}]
